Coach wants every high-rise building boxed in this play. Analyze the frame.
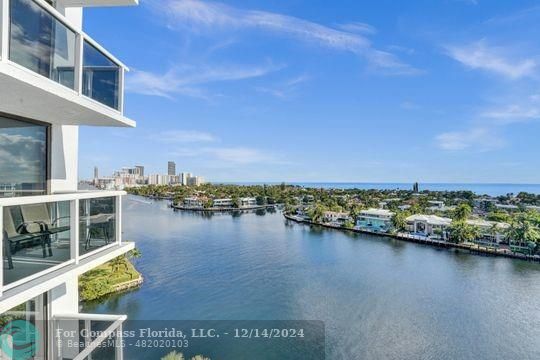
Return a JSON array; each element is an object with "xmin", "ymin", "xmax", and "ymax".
[
  {"xmin": 0, "ymin": 1, "xmax": 138, "ymax": 358},
  {"xmin": 94, "ymin": 166, "xmax": 99, "ymax": 180},
  {"xmin": 135, "ymin": 165, "xmax": 145, "ymax": 178},
  {"xmin": 168, "ymin": 161, "xmax": 176, "ymax": 176}
]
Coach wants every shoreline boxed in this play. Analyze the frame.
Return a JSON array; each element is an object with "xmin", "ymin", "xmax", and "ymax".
[
  {"xmin": 283, "ymin": 214, "xmax": 540, "ymax": 263},
  {"xmin": 171, "ymin": 204, "xmax": 280, "ymax": 212}
]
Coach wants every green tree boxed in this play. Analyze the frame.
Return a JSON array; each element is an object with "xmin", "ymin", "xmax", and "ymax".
[
  {"xmin": 110, "ymin": 256, "xmax": 129, "ymax": 276},
  {"xmin": 391, "ymin": 211, "xmax": 408, "ymax": 232},
  {"xmin": 307, "ymin": 204, "xmax": 326, "ymax": 223},
  {"xmin": 452, "ymin": 203, "xmax": 472, "ymax": 222},
  {"xmin": 448, "ymin": 221, "xmax": 480, "ymax": 244},
  {"xmin": 506, "ymin": 212, "xmax": 540, "ymax": 247}
]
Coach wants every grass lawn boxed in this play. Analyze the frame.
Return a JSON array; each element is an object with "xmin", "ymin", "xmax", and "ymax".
[{"xmin": 79, "ymin": 259, "xmax": 142, "ymax": 301}]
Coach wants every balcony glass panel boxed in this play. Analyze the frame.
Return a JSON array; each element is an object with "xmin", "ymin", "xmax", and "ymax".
[
  {"xmin": 79, "ymin": 197, "xmax": 116, "ymax": 256},
  {"xmin": 83, "ymin": 41, "xmax": 120, "ymax": 110},
  {"xmin": 3, "ymin": 201, "xmax": 71, "ymax": 285},
  {"xmin": 0, "ymin": 117, "xmax": 47, "ymax": 198},
  {"xmin": 0, "ymin": 295, "xmax": 47, "ymax": 359},
  {"xmin": 54, "ymin": 317, "xmax": 123, "ymax": 360},
  {"xmin": 9, "ymin": 0, "xmax": 77, "ymax": 89}
]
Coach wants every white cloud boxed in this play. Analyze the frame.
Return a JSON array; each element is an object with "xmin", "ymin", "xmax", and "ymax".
[
  {"xmin": 127, "ymin": 62, "xmax": 282, "ymax": 99},
  {"xmin": 0, "ymin": 134, "xmax": 45, "ymax": 183},
  {"xmin": 170, "ymin": 146, "xmax": 287, "ymax": 166},
  {"xmin": 255, "ymin": 74, "xmax": 310, "ymax": 99},
  {"xmin": 445, "ymin": 40, "xmax": 537, "ymax": 79},
  {"xmin": 337, "ymin": 22, "xmax": 377, "ymax": 35},
  {"xmin": 150, "ymin": 130, "xmax": 218, "ymax": 143},
  {"xmin": 436, "ymin": 127, "xmax": 504, "ymax": 151},
  {"xmin": 481, "ymin": 104, "xmax": 540, "ymax": 123},
  {"xmin": 153, "ymin": 0, "xmax": 419, "ymax": 75}
]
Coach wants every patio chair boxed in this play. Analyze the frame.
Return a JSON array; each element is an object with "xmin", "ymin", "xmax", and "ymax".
[
  {"xmin": 3, "ymin": 209, "xmax": 46, "ymax": 269},
  {"xmin": 82, "ymin": 214, "xmax": 115, "ymax": 250},
  {"xmin": 20, "ymin": 203, "xmax": 71, "ymax": 257}
]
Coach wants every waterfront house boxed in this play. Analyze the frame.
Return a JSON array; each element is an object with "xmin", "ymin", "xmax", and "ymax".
[
  {"xmin": 213, "ymin": 198, "xmax": 234, "ymax": 207},
  {"xmin": 184, "ymin": 197, "xmax": 204, "ymax": 208},
  {"xmin": 356, "ymin": 209, "xmax": 394, "ymax": 233},
  {"xmin": 406, "ymin": 215, "xmax": 509, "ymax": 243},
  {"xmin": 406, "ymin": 214, "xmax": 452, "ymax": 239},
  {"xmin": 467, "ymin": 219, "xmax": 509, "ymax": 245},
  {"xmin": 323, "ymin": 211, "xmax": 352, "ymax": 225},
  {"xmin": 239, "ymin": 197, "xmax": 257, "ymax": 208},
  {"xmin": 0, "ymin": 0, "xmax": 138, "ymax": 358}
]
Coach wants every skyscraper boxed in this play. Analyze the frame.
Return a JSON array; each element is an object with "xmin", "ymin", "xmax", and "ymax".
[
  {"xmin": 135, "ymin": 165, "xmax": 145, "ymax": 177},
  {"xmin": 94, "ymin": 166, "xmax": 99, "ymax": 179},
  {"xmin": 168, "ymin": 161, "xmax": 176, "ymax": 176}
]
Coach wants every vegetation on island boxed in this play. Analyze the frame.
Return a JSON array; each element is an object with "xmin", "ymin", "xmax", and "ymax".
[
  {"xmin": 162, "ymin": 352, "xmax": 209, "ymax": 360},
  {"xmin": 79, "ymin": 249, "xmax": 142, "ymax": 302},
  {"xmin": 128, "ymin": 184, "xmax": 540, "ymax": 254}
]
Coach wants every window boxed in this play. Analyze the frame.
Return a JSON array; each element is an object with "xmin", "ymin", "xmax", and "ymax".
[
  {"xmin": 0, "ymin": 295, "xmax": 47, "ymax": 359},
  {"xmin": 82, "ymin": 41, "xmax": 120, "ymax": 110},
  {"xmin": 0, "ymin": 117, "xmax": 47, "ymax": 197},
  {"xmin": 9, "ymin": 0, "xmax": 76, "ymax": 89}
]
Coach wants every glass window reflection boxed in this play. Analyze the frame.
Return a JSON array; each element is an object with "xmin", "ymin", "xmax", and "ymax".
[
  {"xmin": 83, "ymin": 41, "xmax": 120, "ymax": 110},
  {"xmin": 0, "ymin": 117, "xmax": 47, "ymax": 198},
  {"xmin": 9, "ymin": 0, "xmax": 77, "ymax": 89}
]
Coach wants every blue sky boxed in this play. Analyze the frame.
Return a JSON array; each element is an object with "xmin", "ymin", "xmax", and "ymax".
[{"xmin": 79, "ymin": 0, "xmax": 540, "ymax": 183}]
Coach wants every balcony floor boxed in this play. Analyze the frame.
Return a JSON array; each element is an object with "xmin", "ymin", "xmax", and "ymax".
[{"xmin": 3, "ymin": 239, "xmax": 71, "ymax": 285}]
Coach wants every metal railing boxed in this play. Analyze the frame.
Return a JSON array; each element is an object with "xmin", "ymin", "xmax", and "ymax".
[
  {"xmin": 0, "ymin": 191, "xmax": 124, "ymax": 292},
  {"xmin": 0, "ymin": 0, "xmax": 127, "ymax": 111}
]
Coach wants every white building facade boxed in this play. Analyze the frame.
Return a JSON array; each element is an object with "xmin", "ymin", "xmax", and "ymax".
[{"xmin": 0, "ymin": 0, "xmax": 138, "ymax": 358}]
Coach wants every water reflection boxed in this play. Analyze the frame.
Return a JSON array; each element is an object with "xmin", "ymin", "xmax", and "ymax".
[
  {"xmin": 0, "ymin": 117, "xmax": 47, "ymax": 197},
  {"xmin": 85, "ymin": 197, "xmax": 540, "ymax": 360}
]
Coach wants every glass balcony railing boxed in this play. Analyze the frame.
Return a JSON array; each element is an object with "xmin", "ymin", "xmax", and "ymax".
[
  {"xmin": 0, "ymin": 191, "xmax": 124, "ymax": 290},
  {"xmin": 2, "ymin": 200, "xmax": 72, "ymax": 286},
  {"xmin": 53, "ymin": 314, "xmax": 126, "ymax": 360},
  {"xmin": 79, "ymin": 196, "xmax": 117, "ymax": 256},
  {"xmin": 1, "ymin": 0, "xmax": 126, "ymax": 111},
  {"xmin": 83, "ymin": 41, "xmax": 120, "ymax": 110}
]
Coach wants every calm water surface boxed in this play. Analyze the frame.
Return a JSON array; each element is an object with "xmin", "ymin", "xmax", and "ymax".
[{"xmin": 84, "ymin": 197, "xmax": 540, "ymax": 359}]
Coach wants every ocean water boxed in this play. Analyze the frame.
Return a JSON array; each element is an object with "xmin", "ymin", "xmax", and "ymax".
[
  {"xmin": 226, "ymin": 182, "xmax": 540, "ymax": 197},
  {"xmin": 83, "ymin": 198, "xmax": 540, "ymax": 359}
]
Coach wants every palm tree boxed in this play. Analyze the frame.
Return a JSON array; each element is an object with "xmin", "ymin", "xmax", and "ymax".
[
  {"xmin": 391, "ymin": 211, "xmax": 408, "ymax": 232},
  {"xmin": 452, "ymin": 204, "xmax": 472, "ymax": 222},
  {"xmin": 506, "ymin": 212, "xmax": 540, "ymax": 248},
  {"xmin": 307, "ymin": 204, "xmax": 326, "ymax": 223},
  {"xmin": 110, "ymin": 255, "xmax": 129, "ymax": 276},
  {"xmin": 448, "ymin": 221, "xmax": 481, "ymax": 244}
]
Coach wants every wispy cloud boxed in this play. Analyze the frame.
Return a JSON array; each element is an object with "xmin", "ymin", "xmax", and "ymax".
[
  {"xmin": 152, "ymin": 0, "xmax": 419, "ymax": 75},
  {"xmin": 337, "ymin": 22, "xmax": 377, "ymax": 35},
  {"xmin": 400, "ymin": 101, "xmax": 421, "ymax": 110},
  {"xmin": 445, "ymin": 40, "xmax": 537, "ymax": 79},
  {"xmin": 170, "ymin": 146, "xmax": 289, "ymax": 166},
  {"xmin": 127, "ymin": 62, "xmax": 282, "ymax": 99},
  {"xmin": 255, "ymin": 74, "xmax": 310, "ymax": 99},
  {"xmin": 436, "ymin": 127, "xmax": 504, "ymax": 151},
  {"xmin": 150, "ymin": 130, "xmax": 218, "ymax": 143},
  {"xmin": 481, "ymin": 104, "xmax": 540, "ymax": 123}
]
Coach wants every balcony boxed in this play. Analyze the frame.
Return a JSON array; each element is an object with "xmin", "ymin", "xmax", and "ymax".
[
  {"xmin": 0, "ymin": 0, "xmax": 135, "ymax": 127},
  {"xmin": 0, "ymin": 191, "xmax": 131, "ymax": 296},
  {"xmin": 54, "ymin": 313, "xmax": 127, "ymax": 360}
]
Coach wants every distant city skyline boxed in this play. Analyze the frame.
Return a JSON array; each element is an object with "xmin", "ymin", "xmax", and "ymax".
[{"xmin": 79, "ymin": 0, "xmax": 540, "ymax": 183}]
